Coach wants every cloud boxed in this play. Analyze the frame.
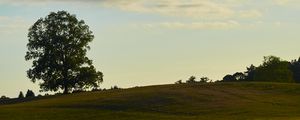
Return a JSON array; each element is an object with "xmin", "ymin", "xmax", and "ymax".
[
  {"xmin": 134, "ymin": 20, "xmax": 241, "ymax": 30},
  {"xmin": 0, "ymin": 0, "xmax": 269, "ymax": 30},
  {"xmin": 273, "ymin": 0, "xmax": 292, "ymax": 5},
  {"xmin": 238, "ymin": 10, "xmax": 263, "ymax": 18},
  {"xmin": 272, "ymin": 0, "xmax": 300, "ymax": 6},
  {"xmin": 0, "ymin": 0, "xmax": 264, "ymax": 20},
  {"xmin": 0, "ymin": 16, "xmax": 30, "ymax": 34},
  {"xmin": 101, "ymin": 0, "xmax": 264, "ymax": 20},
  {"xmin": 0, "ymin": 0, "xmax": 102, "ymax": 6},
  {"xmin": 100, "ymin": 0, "xmax": 265, "ymax": 30},
  {"xmin": 101, "ymin": 0, "xmax": 238, "ymax": 19}
]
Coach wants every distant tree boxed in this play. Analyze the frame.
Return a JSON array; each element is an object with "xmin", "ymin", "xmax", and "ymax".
[
  {"xmin": 25, "ymin": 89, "xmax": 35, "ymax": 98},
  {"xmin": 262, "ymin": 56, "xmax": 281, "ymax": 67},
  {"xmin": 245, "ymin": 64, "xmax": 256, "ymax": 81},
  {"xmin": 233, "ymin": 72, "xmax": 246, "ymax": 81},
  {"xmin": 186, "ymin": 76, "xmax": 197, "ymax": 83},
  {"xmin": 199, "ymin": 77, "xmax": 210, "ymax": 83},
  {"xmin": 18, "ymin": 91, "xmax": 24, "ymax": 99},
  {"xmin": 0, "ymin": 96, "xmax": 9, "ymax": 100},
  {"xmin": 254, "ymin": 56, "xmax": 294, "ymax": 83},
  {"xmin": 222, "ymin": 74, "xmax": 237, "ymax": 82},
  {"xmin": 175, "ymin": 80, "xmax": 183, "ymax": 84},
  {"xmin": 290, "ymin": 57, "xmax": 300, "ymax": 83},
  {"xmin": 111, "ymin": 85, "xmax": 120, "ymax": 90},
  {"xmin": 25, "ymin": 11, "xmax": 103, "ymax": 94}
]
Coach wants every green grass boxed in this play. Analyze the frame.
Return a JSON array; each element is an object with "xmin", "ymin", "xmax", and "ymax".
[{"xmin": 1, "ymin": 82, "xmax": 300, "ymax": 120}]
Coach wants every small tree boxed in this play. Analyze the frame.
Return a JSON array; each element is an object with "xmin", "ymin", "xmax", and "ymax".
[
  {"xmin": 222, "ymin": 74, "xmax": 236, "ymax": 82},
  {"xmin": 111, "ymin": 85, "xmax": 120, "ymax": 90},
  {"xmin": 175, "ymin": 80, "xmax": 183, "ymax": 84},
  {"xmin": 0, "ymin": 96, "xmax": 9, "ymax": 100},
  {"xmin": 290, "ymin": 57, "xmax": 300, "ymax": 83},
  {"xmin": 200, "ymin": 77, "xmax": 210, "ymax": 83},
  {"xmin": 25, "ymin": 89, "xmax": 35, "ymax": 98},
  {"xmin": 18, "ymin": 91, "xmax": 24, "ymax": 99},
  {"xmin": 245, "ymin": 64, "xmax": 256, "ymax": 81},
  {"xmin": 233, "ymin": 72, "xmax": 246, "ymax": 81},
  {"xmin": 186, "ymin": 76, "xmax": 197, "ymax": 83}
]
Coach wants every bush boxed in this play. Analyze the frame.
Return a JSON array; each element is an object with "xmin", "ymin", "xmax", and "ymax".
[
  {"xmin": 175, "ymin": 80, "xmax": 183, "ymax": 84},
  {"xmin": 25, "ymin": 89, "xmax": 35, "ymax": 98},
  {"xmin": 186, "ymin": 76, "xmax": 197, "ymax": 83},
  {"xmin": 18, "ymin": 91, "xmax": 24, "ymax": 99},
  {"xmin": 0, "ymin": 95, "xmax": 9, "ymax": 100}
]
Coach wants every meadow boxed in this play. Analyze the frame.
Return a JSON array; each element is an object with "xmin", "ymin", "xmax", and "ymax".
[{"xmin": 1, "ymin": 82, "xmax": 300, "ymax": 120}]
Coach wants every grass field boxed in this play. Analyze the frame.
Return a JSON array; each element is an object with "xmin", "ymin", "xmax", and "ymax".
[{"xmin": 1, "ymin": 82, "xmax": 300, "ymax": 120}]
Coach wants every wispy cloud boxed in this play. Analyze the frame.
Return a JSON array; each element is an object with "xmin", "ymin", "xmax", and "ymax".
[
  {"xmin": 0, "ymin": 16, "xmax": 30, "ymax": 34},
  {"xmin": 101, "ymin": 0, "xmax": 262, "ymax": 20},
  {"xmin": 1, "ymin": 0, "xmax": 288, "ymax": 30},
  {"xmin": 135, "ymin": 21, "xmax": 241, "ymax": 30},
  {"xmin": 100, "ymin": 0, "xmax": 265, "ymax": 30},
  {"xmin": 272, "ymin": 0, "xmax": 298, "ymax": 5}
]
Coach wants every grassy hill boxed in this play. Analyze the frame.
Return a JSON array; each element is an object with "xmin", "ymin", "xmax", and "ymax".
[{"xmin": 1, "ymin": 82, "xmax": 300, "ymax": 120}]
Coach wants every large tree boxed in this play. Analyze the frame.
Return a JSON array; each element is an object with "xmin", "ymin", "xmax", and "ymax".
[{"xmin": 25, "ymin": 11, "xmax": 103, "ymax": 94}]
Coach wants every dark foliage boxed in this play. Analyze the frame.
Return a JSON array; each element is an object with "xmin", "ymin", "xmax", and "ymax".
[
  {"xmin": 18, "ymin": 92, "xmax": 24, "ymax": 99},
  {"xmin": 199, "ymin": 77, "xmax": 210, "ymax": 83},
  {"xmin": 222, "ymin": 74, "xmax": 237, "ymax": 82},
  {"xmin": 25, "ymin": 89, "xmax": 35, "ymax": 98},
  {"xmin": 175, "ymin": 80, "xmax": 183, "ymax": 84},
  {"xmin": 290, "ymin": 57, "xmax": 300, "ymax": 83},
  {"xmin": 111, "ymin": 85, "xmax": 120, "ymax": 90},
  {"xmin": 245, "ymin": 64, "xmax": 256, "ymax": 81},
  {"xmin": 221, "ymin": 55, "xmax": 295, "ymax": 83},
  {"xmin": 254, "ymin": 56, "xmax": 294, "ymax": 83},
  {"xmin": 0, "ymin": 96, "xmax": 9, "ymax": 100},
  {"xmin": 186, "ymin": 76, "xmax": 197, "ymax": 83},
  {"xmin": 72, "ymin": 89, "xmax": 86, "ymax": 93}
]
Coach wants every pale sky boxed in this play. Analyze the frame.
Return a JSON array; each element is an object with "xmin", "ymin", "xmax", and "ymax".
[{"xmin": 0, "ymin": 0, "xmax": 300, "ymax": 97}]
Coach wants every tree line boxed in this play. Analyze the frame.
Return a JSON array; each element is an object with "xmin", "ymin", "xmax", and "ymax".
[
  {"xmin": 220, "ymin": 55, "xmax": 300, "ymax": 83},
  {"xmin": 178, "ymin": 56, "xmax": 300, "ymax": 84}
]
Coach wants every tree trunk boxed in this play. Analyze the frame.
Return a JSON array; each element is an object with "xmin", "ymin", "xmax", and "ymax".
[{"xmin": 63, "ymin": 85, "xmax": 69, "ymax": 94}]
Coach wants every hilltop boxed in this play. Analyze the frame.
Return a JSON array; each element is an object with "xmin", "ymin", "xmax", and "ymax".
[{"xmin": 1, "ymin": 82, "xmax": 300, "ymax": 120}]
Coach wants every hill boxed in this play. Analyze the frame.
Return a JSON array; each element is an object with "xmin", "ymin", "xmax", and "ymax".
[{"xmin": 1, "ymin": 82, "xmax": 300, "ymax": 120}]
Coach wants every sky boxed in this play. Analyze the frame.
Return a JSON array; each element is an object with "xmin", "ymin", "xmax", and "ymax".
[{"xmin": 0, "ymin": 0, "xmax": 300, "ymax": 97}]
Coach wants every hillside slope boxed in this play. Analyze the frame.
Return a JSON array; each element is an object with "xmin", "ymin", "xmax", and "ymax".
[{"xmin": 1, "ymin": 82, "xmax": 300, "ymax": 120}]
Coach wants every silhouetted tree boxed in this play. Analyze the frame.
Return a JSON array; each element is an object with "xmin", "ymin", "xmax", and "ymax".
[
  {"xmin": 233, "ymin": 72, "xmax": 246, "ymax": 81},
  {"xmin": 290, "ymin": 57, "xmax": 300, "ymax": 83},
  {"xmin": 262, "ymin": 56, "xmax": 281, "ymax": 67},
  {"xmin": 254, "ymin": 56, "xmax": 294, "ymax": 83},
  {"xmin": 245, "ymin": 64, "xmax": 256, "ymax": 81},
  {"xmin": 186, "ymin": 76, "xmax": 197, "ymax": 83},
  {"xmin": 25, "ymin": 11, "xmax": 103, "ymax": 94},
  {"xmin": 200, "ymin": 77, "xmax": 210, "ymax": 83},
  {"xmin": 222, "ymin": 74, "xmax": 236, "ymax": 82},
  {"xmin": 18, "ymin": 91, "xmax": 24, "ymax": 99},
  {"xmin": 25, "ymin": 89, "xmax": 35, "ymax": 98},
  {"xmin": 0, "ymin": 96, "xmax": 9, "ymax": 100},
  {"xmin": 111, "ymin": 85, "xmax": 120, "ymax": 90},
  {"xmin": 175, "ymin": 80, "xmax": 183, "ymax": 84}
]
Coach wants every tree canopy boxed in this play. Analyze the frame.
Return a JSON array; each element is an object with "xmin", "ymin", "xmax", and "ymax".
[
  {"xmin": 25, "ymin": 89, "xmax": 35, "ymax": 98},
  {"xmin": 254, "ymin": 56, "xmax": 294, "ymax": 83},
  {"xmin": 221, "ymin": 55, "xmax": 295, "ymax": 83},
  {"xmin": 25, "ymin": 11, "xmax": 103, "ymax": 94},
  {"xmin": 18, "ymin": 92, "xmax": 24, "ymax": 99}
]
